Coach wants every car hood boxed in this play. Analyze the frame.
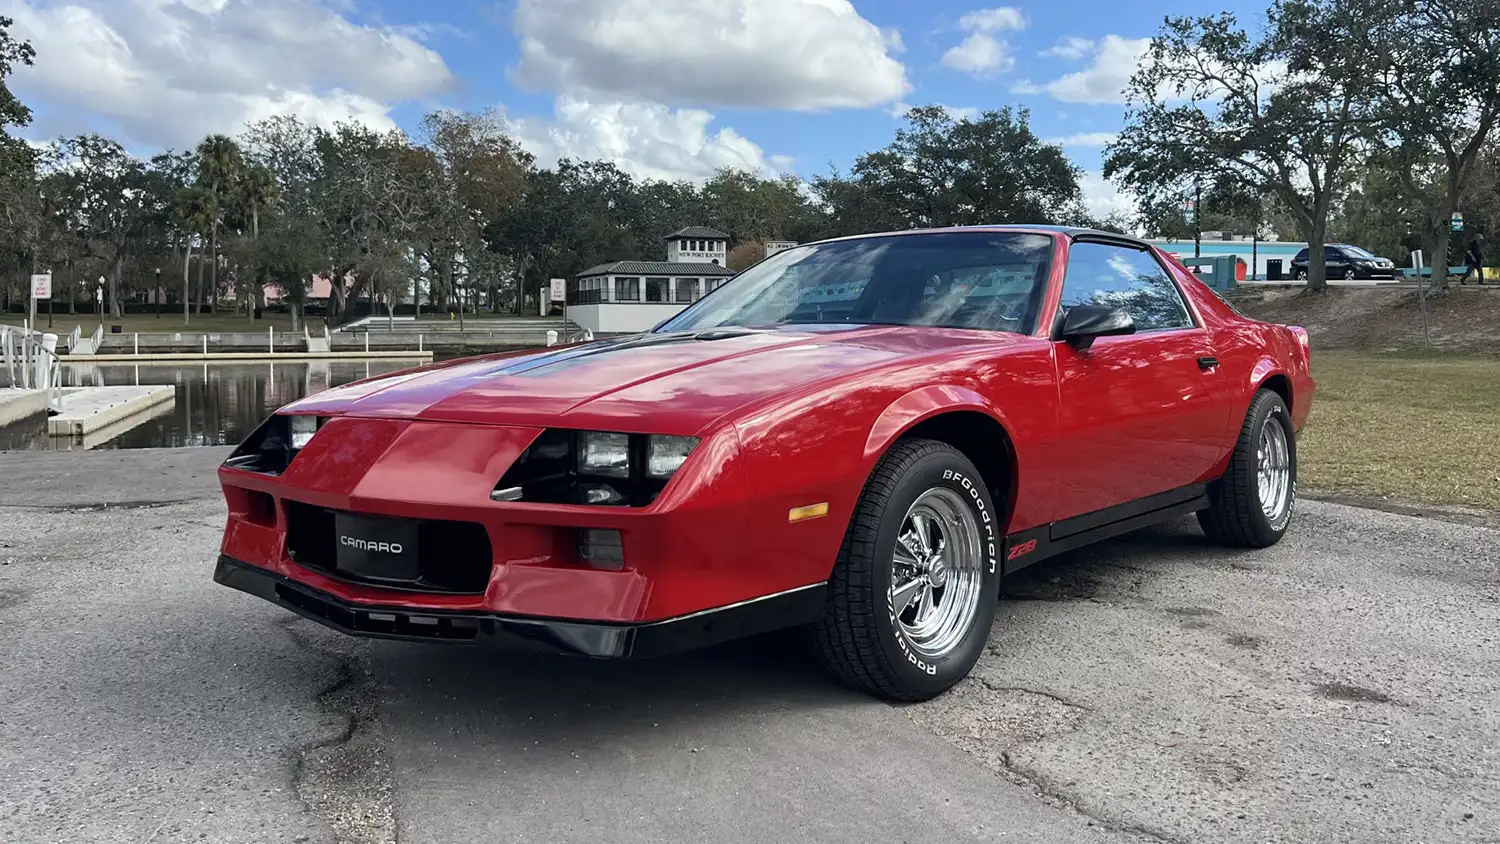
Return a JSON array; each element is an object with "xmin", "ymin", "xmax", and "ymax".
[{"xmin": 282, "ymin": 325, "xmax": 1016, "ymax": 433}]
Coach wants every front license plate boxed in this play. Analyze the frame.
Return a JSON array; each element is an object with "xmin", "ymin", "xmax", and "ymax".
[{"xmin": 334, "ymin": 513, "xmax": 420, "ymax": 582}]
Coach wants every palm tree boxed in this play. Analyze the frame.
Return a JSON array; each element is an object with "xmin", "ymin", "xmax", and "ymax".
[
  {"xmin": 237, "ymin": 165, "xmax": 278, "ymax": 322},
  {"xmin": 175, "ymin": 186, "xmax": 215, "ymax": 325},
  {"xmin": 194, "ymin": 134, "xmax": 244, "ymax": 314}
]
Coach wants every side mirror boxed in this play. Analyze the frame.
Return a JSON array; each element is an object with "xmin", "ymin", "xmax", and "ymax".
[{"xmin": 1058, "ymin": 304, "xmax": 1135, "ymax": 350}]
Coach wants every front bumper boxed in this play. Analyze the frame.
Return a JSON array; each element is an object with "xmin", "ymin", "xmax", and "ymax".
[{"xmin": 216, "ymin": 556, "xmax": 826, "ymax": 658}]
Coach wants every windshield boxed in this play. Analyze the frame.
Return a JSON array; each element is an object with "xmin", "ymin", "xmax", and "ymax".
[
  {"xmin": 1338, "ymin": 244, "xmax": 1378, "ymax": 259},
  {"xmin": 655, "ymin": 231, "xmax": 1055, "ymax": 335}
]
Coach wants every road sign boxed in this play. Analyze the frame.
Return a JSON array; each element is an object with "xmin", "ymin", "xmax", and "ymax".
[
  {"xmin": 30, "ymin": 273, "xmax": 52, "ymax": 299},
  {"xmin": 549, "ymin": 278, "xmax": 565, "ymax": 301},
  {"xmin": 1452, "ymin": 211, "xmax": 1465, "ymax": 232}
]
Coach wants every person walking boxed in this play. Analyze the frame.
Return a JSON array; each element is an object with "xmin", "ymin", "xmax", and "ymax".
[{"xmin": 1460, "ymin": 234, "xmax": 1485, "ymax": 284}]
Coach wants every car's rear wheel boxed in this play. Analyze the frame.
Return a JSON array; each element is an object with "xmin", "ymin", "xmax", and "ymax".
[
  {"xmin": 1198, "ymin": 389, "xmax": 1296, "ymax": 548},
  {"xmin": 811, "ymin": 438, "xmax": 1001, "ymax": 702},
  {"xmin": 1294, "ymin": 268, "xmax": 1308, "ymax": 280}
]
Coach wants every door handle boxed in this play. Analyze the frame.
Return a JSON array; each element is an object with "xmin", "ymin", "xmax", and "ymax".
[{"xmin": 1197, "ymin": 356, "xmax": 1219, "ymax": 370}]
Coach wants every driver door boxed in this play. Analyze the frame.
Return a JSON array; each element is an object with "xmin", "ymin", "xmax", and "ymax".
[{"xmin": 1039, "ymin": 240, "xmax": 1233, "ymax": 523}]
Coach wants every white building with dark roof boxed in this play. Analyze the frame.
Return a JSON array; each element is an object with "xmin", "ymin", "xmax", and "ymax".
[{"xmin": 567, "ymin": 226, "xmax": 737, "ymax": 334}]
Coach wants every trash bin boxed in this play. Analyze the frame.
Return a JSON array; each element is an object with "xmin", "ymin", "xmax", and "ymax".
[{"xmin": 1266, "ymin": 259, "xmax": 1283, "ymax": 281}]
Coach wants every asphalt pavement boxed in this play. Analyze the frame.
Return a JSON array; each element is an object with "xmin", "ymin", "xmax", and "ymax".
[{"xmin": 1, "ymin": 447, "xmax": 1497, "ymax": 844}]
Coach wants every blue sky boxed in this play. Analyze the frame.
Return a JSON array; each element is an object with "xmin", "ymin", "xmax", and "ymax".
[{"xmin": 4, "ymin": 0, "xmax": 1272, "ymax": 216}]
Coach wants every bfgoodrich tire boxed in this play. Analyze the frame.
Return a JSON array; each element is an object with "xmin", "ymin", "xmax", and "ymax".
[
  {"xmin": 1198, "ymin": 389, "xmax": 1297, "ymax": 548},
  {"xmin": 812, "ymin": 438, "xmax": 1002, "ymax": 702}
]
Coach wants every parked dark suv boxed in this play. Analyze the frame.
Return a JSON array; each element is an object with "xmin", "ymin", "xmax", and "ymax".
[{"xmin": 1290, "ymin": 244, "xmax": 1396, "ymax": 280}]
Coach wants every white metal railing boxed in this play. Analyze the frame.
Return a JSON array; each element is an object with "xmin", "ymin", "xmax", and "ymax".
[{"xmin": 2, "ymin": 321, "xmax": 64, "ymax": 412}]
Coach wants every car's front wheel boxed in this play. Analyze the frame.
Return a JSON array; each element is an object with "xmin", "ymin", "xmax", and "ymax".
[
  {"xmin": 1198, "ymin": 388, "xmax": 1297, "ymax": 548},
  {"xmin": 812, "ymin": 438, "xmax": 1001, "ymax": 702}
]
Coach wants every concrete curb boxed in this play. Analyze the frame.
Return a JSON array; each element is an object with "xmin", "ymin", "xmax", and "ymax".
[{"xmin": 61, "ymin": 351, "xmax": 436, "ymax": 363}]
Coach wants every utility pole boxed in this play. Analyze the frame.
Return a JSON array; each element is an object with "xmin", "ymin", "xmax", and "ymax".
[{"xmin": 1193, "ymin": 178, "xmax": 1202, "ymax": 258}]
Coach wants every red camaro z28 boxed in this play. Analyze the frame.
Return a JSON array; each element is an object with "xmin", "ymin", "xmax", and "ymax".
[{"xmin": 216, "ymin": 226, "xmax": 1314, "ymax": 702}]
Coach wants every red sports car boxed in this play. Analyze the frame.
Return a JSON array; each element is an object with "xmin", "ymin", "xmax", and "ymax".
[{"xmin": 216, "ymin": 226, "xmax": 1313, "ymax": 702}]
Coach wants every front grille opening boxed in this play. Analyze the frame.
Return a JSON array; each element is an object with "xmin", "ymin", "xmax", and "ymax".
[
  {"xmin": 274, "ymin": 584, "xmax": 481, "ymax": 641},
  {"xmin": 282, "ymin": 501, "xmax": 493, "ymax": 594},
  {"xmin": 224, "ymin": 486, "xmax": 278, "ymax": 527}
]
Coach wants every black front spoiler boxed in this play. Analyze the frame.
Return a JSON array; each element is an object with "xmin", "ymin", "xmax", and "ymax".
[{"xmin": 214, "ymin": 556, "xmax": 826, "ymax": 659}]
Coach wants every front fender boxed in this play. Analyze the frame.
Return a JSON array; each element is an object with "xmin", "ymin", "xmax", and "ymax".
[{"xmin": 861, "ymin": 384, "xmax": 1013, "ymax": 463}]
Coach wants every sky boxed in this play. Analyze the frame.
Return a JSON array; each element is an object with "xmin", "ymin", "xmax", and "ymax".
[{"xmin": 2, "ymin": 0, "xmax": 1272, "ymax": 220}]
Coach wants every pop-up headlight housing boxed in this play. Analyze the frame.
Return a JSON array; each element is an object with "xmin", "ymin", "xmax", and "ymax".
[
  {"xmin": 492, "ymin": 430, "xmax": 700, "ymax": 507},
  {"xmin": 223, "ymin": 413, "xmax": 326, "ymax": 476}
]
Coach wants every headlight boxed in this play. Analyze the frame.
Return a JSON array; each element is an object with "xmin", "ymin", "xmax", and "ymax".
[
  {"xmin": 288, "ymin": 415, "xmax": 319, "ymax": 449},
  {"xmin": 647, "ymin": 435, "xmax": 698, "ymax": 479},
  {"xmin": 578, "ymin": 432, "xmax": 631, "ymax": 478}
]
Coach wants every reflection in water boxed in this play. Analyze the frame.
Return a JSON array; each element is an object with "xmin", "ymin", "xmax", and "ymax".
[{"xmin": 3, "ymin": 359, "xmax": 421, "ymax": 451}]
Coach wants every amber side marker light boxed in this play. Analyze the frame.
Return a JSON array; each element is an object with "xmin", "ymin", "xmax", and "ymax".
[{"xmin": 788, "ymin": 502, "xmax": 829, "ymax": 523}]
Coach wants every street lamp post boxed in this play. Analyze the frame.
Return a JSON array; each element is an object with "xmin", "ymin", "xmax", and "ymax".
[
  {"xmin": 97, "ymin": 276, "xmax": 105, "ymax": 332},
  {"xmin": 156, "ymin": 268, "xmax": 162, "ymax": 318}
]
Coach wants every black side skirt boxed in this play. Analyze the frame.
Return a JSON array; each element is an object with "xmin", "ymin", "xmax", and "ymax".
[
  {"xmin": 214, "ymin": 555, "xmax": 826, "ymax": 659},
  {"xmin": 1000, "ymin": 483, "xmax": 1210, "ymax": 575}
]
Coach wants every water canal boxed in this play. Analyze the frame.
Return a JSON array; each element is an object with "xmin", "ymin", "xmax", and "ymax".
[{"xmin": 0, "ymin": 358, "xmax": 439, "ymax": 451}]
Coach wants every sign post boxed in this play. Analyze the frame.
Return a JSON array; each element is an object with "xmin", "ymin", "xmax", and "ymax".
[
  {"xmin": 30, "ymin": 272, "xmax": 51, "ymax": 330},
  {"xmin": 764, "ymin": 241, "xmax": 797, "ymax": 260}
]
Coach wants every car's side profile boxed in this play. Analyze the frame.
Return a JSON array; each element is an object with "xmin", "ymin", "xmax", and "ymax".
[
  {"xmin": 215, "ymin": 226, "xmax": 1314, "ymax": 702},
  {"xmin": 1291, "ymin": 243, "xmax": 1396, "ymax": 280}
]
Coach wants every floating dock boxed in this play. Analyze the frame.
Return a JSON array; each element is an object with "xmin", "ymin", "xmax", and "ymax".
[
  {"xmin": 0, "ymin": 389, "xmax": 50, "ymax": 428},
  {"xmin": 47, "ymin": 386, "xmax": 176, "ymax": 437}
]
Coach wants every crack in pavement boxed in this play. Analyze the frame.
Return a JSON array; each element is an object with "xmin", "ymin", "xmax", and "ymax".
[
  {"xmin": 978, "ymin": 678, "xmax": 1095, "ymax": 712},
  {"xmin": 280, "ymin": 618, "xmax": 399, "ymax": 844},
  {"xmin": 998, "ymin": 750, "xmax": 1190, "ymax": 844}
]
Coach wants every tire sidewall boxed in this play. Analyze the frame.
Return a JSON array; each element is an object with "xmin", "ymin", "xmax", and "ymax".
[
  {"xmin": 869, "ymin": 450, "xmax": 1001, "ymax": 695},
  {"xmin": 1250, "ymin": 392, "xmax": 1297, "ymax": 537}
]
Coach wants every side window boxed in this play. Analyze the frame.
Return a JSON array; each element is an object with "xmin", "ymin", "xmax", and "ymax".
[
  {"xmin": 1059, "ymin": 242, "xmax": 1194, "ymax": 332},
  {"xmin": 1294, "ymin": 248, "xmax": 1309, "ymax": 263},
  {"xmin": 1324, "ymin": 246, "xmax": 1343, "ymax": 262}
]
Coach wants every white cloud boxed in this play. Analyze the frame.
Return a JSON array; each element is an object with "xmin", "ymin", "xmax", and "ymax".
[
  {"xmin": 503, "ymin": 97, "xmax": 795, "ymax": 184},
  {"xmin": 957, "ymin": 7, "xmax": 1027, "ymax": 32},
  {"xmin": 1011, "ymin": 35, "xmax": 1149, "ymax": 104},
  {"xmin": 2, "ymin": 0, "xmax": 455, "ymax": 149},
  {"xmin": 941, "ymin": 6, "xmax": 1026, "ymax": 78},
  {"xmin": 942, "ymin": 34, "xmax": 1014, "ymax": 76},
  {"xmin": 1040, "ymin": 36, "xmax": 1094, "ymax": 60},
  {"xmin": 941, "ymin": 7, "xmax": 1028, "ymax": 78},
  {"xmin": 511, "ymin": 0, "xmax": 910, "ymax": 111},
  {"xmin": 1080, "ymin": 170, "xmax": 1135, "ymax": 220},
  {"xmin": 1048, "ymin": 131, "xmax": 1117, "ymax": 147}
]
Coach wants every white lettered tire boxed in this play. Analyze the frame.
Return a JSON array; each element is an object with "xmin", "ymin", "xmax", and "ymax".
[{"xmin": 812, "ymin": 438, "xmax": 1001, "ymax": 701}]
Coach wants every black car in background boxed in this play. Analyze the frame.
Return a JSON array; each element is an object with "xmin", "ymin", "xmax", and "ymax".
[{"xmin": 1290, "ymin": 244, "xmax": 1397, "ymax": 280}]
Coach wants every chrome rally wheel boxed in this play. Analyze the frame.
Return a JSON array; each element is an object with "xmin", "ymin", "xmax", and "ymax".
[
  {"xmin": 1257, "ymin": 412, "xmax": 1293, "ymax": 525},
  {"xmin": 890, "ymin": 488, "xmax": 985, "ymax": 662}
]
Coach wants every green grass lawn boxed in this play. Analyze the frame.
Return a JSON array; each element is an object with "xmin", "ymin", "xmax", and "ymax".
[{"xmin": 1300, "ymin": 350, "xmax": 1500, "ymax": 509}]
